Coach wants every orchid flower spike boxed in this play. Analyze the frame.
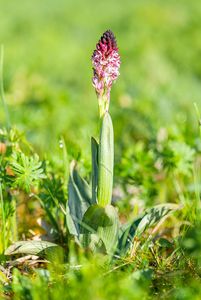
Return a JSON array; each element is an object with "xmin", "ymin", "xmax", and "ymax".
[{"xmin": 92, "ymin": 30, "xmax": 120, "ymax": 117}]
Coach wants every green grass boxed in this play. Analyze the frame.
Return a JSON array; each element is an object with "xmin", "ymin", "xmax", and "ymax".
[{"xmin": 0, "ymin": 0, "xmax": 201, "ymax": 299}]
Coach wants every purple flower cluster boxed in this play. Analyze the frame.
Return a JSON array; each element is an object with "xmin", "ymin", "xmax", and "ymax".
[{"xmin": 92, "ymin": 30, "xmax": 120, "ymax": 100}]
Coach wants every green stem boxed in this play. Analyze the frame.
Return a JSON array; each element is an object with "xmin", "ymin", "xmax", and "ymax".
[
  {"xmin": 0, "ymin": 45, "xmax": 10, "ymax": 129},
  {"xmin": 60, "ymin": 136, "xmax": 69, "ymax": 200},
  {"xmin": 11, "ymin": 197, "xmax": 18, "ymax": 242},
  {"xmin": 194, "ymin": 102, "xmax": 201, "ymax": 138},
  {"xmin": 98, "ymin": 94, "xmax": 110, "ymax": 118},
  {"xmin": 97, "ymin": 112, "xmax": 114, "ymax": 207},
  {"xmin": 0, "ymin": 183, "xmax": 6, "ymax": 253}
]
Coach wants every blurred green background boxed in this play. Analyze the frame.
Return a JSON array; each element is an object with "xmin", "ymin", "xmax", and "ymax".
[
  {"xmin": 1, "ymin": 3, "xmax": 201, "ymax": 298},
  {"xmin": 0, "ymin": 0, "xmax": 201, "ymax": 159}
]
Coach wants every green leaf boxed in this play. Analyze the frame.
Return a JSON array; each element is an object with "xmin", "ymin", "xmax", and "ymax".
[
  {"xmin": 66, "ymin": 161, "xmax": 92, "ymax": 236},
  {"xmin": 98, "ymin": 205, "xmax": 119, "ymax": 255},
  {"xmin": 97, "ymin": 113, "xmax": 114, "ymax": 207},
  {"xmin": 81, "ymin": 204, "xmax": 119, "ymax": 255},
  {"xmin": 135, "ymin": 203, "xmax": 179, "ymax": 237},
  {"xmin": 81, "ymin": 204, "xmax": 112, "ymax": 232},
  {"xmin": 5, "ymin": 241, "xmax": 60, "ymax": 256},
  {"xmin": 66, "ymin": 205, "xmax": 78, "ymax": 236},
  {"xmin": 116, "ymin": 215, "xmax": 143, "ymax": 256},
  {"xmin": 80, "ymin": 204, "xmax": 109, "ymax": 249},
  {"xmin": 10, "ymin": 152, "xmax": 45, "ymax": 192},
  {"xmin": 117, "ymin": 203, "xmax": 179, "ymax": 256},
  {"xmin": 91, "ymin": 137, "xmax": 99, "ymax": 204}
]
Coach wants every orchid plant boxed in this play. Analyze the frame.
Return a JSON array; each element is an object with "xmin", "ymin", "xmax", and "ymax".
[
  {"xmin": 65, "ymin": 30, "xmax": 179, "ymax": 256},
  {"xmin": 5, "ymin": 30, "xmax": 179, "ymax": 258},
  {"xmin": 66, "ymin": 30, "xmax": 121, "ymax": 254}
]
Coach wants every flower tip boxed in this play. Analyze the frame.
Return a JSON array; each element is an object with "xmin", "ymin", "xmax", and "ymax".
[
  {"xmin": 99, "ymin": 30, "xmax": 118, "ymax": 52},
  {"xmin": 95, "ymin": 30, "xmax": 118, "ymax": 57}
]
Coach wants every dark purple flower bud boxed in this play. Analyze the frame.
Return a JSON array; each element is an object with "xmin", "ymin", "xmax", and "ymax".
[{"xmin": 92, "ymin": 30, "xmax": 120, "ymax": 116}]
